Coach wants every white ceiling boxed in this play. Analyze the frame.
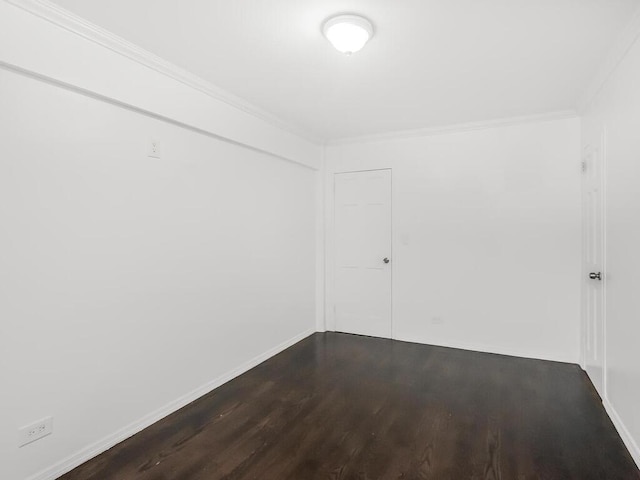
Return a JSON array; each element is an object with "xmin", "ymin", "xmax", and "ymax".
[{"xmin": 51, "ymin": 0, "xmax": 640, "ymax": 141}]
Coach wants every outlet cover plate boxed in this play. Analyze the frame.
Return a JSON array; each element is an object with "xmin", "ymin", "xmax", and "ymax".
[
  {"xmin": 19, "ymin": 416, "xmax": 53, "ymax": 447},
  {"xmin": 148, "ymin": 138, "xmax": 161, "ymax": 159}
]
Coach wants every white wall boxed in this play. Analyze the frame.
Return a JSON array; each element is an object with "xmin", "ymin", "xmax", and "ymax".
[
  {"xmin": 325, "ymin": 117, "xmax": 582, "ymax": 364},
  {"xmin": 0, "ymin": 66, "xmax": 317, "ymax": 480},
  {"xmin": 0, "ymin": 3, "xmax": 319, "ymax": 480},
  {"xmin": 581, "ymin": 22, "xmax": 640, "ymax": 467}
]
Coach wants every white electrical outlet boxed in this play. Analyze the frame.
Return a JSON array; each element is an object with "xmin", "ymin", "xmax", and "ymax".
[
  {"xmin": 148, "ymin": 138, "xmax": 161, "ymax": 159},
  {"xmin": 19, "ymin": 416, "xmax": 53, "ymax": 447}
]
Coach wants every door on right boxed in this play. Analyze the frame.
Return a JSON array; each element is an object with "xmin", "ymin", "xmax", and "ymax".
[{"xmin": 583, "ymin": 137, "xmax": 605, "ymax": 398}]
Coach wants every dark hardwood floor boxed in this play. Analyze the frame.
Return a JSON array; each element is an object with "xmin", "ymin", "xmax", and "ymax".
[{"xmin": 60, "ymin": 332, "xmax": 640, "ymax": 480}]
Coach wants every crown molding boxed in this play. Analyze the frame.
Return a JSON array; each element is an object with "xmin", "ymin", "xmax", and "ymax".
[
  {"xmin": 8, "ymin": 0, "xmax": 624, "ymax": 147},
  {"xmin": 577, "ymin": 4, "xmax": 640, "ymax": 113},
  {"xmin": 326, "ymin": 110, "xmax": 579, "ymax": 146},
  {"xmin": 4, "ymin": 0, "xmax": 323, "ymax": 145}
]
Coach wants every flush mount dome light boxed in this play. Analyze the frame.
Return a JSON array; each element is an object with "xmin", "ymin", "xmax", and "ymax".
[{"xmin": 323, "ymin": 14, "xmax": 374, "ymax": 55}]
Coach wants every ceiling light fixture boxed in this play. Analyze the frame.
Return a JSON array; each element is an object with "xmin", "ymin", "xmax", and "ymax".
[{"xmin": 323, "ymin": 14, "xmax": 374, "ymax": 55}]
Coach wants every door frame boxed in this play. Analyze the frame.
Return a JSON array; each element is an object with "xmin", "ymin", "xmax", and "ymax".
[
  {"xmin": 581, "ymin": 130, "xmax": 607, "ymax": 398},
  {"xmin": 325, "ymin": 168, "xmax": 393, "ymax": 337}
]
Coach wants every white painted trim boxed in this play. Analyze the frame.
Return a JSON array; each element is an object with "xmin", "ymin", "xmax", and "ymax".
[
  {"xmin": 578, "ymin": 4, "xmax": 640, "ymax": 112},
  {"xmin": 3, "ymin": 0, "xmax": 322, "ymax": 145},
  {"xmin": 579, "ymin": 143, "xmax": 588, "ymax": 372},
  {"xmin": 326, "ymin": 110, "xmax": 578, "ymax": 146},
  {"xmin": 603, "ymin": 398, "xmax": 640, "ymax": 470},
  {"xmin": 324, "ymin": 167, "xmax": 338, "ymax": 332},
  {"xmin": 601, "ymin": 127, "xmax": 609, "ymax": 400},
  {"xmin": 393, "ymin": 334, "xmax": 579, "ymax": 365},
  {"xmin": 315, "ymin": 148, "xmax": 327, "ymax": 332},
  {"xmin": 25, "ymin": 329, "xmax": 315, "ymax": 480}
]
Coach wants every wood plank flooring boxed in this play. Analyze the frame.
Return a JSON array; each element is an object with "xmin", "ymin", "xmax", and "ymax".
[{"xmin": 60, "ymin": 332, "xmax": 640, "ymax": 480}]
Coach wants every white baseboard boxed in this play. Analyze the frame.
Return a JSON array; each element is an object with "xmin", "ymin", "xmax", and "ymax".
[
  {"xmin": 27, "ymin": 328, "xmax": 315, "ymax": 480},
  {"xmin": 603, "ymin": 398, "xmax": 640, "ymax": 470},
  {"xmin": 391, "ymin": 333, "xmax": 579, "ymax": 365}
]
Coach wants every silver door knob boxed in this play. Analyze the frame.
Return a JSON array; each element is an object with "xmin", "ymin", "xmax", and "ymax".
[
  {"xmin": 589, "ymin": 272, "xmax": 602, "ymax": 280},
  {"xmin": 383, "ymin": 257, "xmax": 390, "ymax": 264}
]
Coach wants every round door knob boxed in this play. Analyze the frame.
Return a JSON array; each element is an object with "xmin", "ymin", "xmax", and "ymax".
[
  {"xmin": 589, "ymin": 272, "xmax": 602, "ymax": 280},
  {"xmin": 383, "ymin": 257, "xmax": 390, "ymax": 264}
]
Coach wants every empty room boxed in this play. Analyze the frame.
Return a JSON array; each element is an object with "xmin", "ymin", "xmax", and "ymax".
[{"xmin": 2, "ymin": 0, "xmax": 640, "ymax": 479}]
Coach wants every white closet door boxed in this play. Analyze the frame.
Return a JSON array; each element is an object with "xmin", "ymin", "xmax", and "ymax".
[{"xmin": 334, "ymin": 169, "xmax": 392, "ymax": 338}]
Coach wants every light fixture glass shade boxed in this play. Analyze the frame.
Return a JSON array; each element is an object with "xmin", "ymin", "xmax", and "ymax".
[{"xmin": 323, "ymin": 15, "xmax": 374, "ymax": 54}]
